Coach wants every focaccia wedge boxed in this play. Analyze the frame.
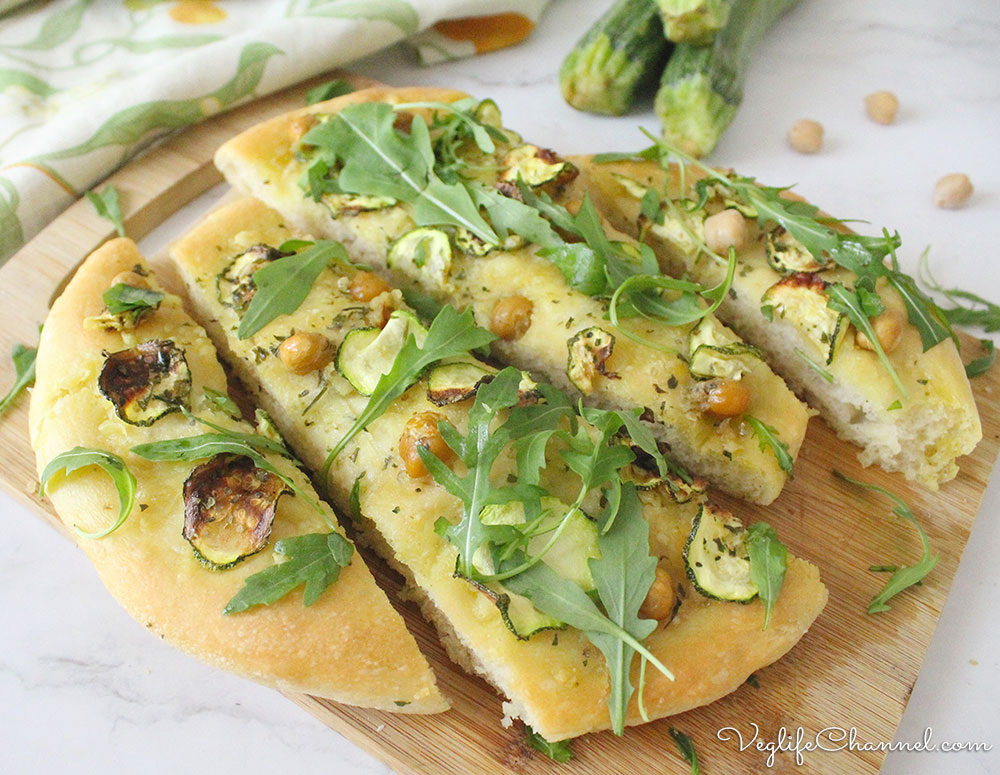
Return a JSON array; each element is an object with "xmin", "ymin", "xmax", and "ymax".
[
  {"xmin": 568, "ymin": 157, "xmax": 982, "ymax": 488},
  {"xmin": 212, "ymin": 86, "xmax": 811, "ymax": 506},
  {"xmin": 170, "ymin": 197, "xmax": 827, "ymax": 741},
  {"xmin": 29, "ymin": 238, "xmax": 446, "ymax": 713}
]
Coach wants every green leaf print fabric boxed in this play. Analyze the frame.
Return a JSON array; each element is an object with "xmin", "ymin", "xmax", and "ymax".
[{"xmin": 0, "ymin": 0, "xmax": 550, "ymax": 264}]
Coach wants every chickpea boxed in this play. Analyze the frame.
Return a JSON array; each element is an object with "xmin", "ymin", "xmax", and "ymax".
[
  {"xmin": 399, "ymin": 411, "xmax": 456, "ymax": 479},
  {"xmin": 704, "ymin": 209, "xmax": 749, "ymax": 254},
  {"xmin": 109, "ymin": 271, "xmax": 150, "ymax": 290},
  {"xmin": 278, "ymin": 332, "xmax": 330, "ymax": 375},
  {"xmin": 349, "ymin": 270, "xmax": 392, "ymax": 302},
  {"xmin": 787, "ymin": 119, "xmax": 824, "ymax": 154},
  {"xmin": 288, "ymin": 114, "xmax": 316, "ymax": 146},
  {"xmin": 698, "ymin": 378, "xmax": 751, "ymax": 418},
  {"xmin": 855, "ymin": 309, "xmax": 904, "ymax": 354},
  {"xmin": 864, "ymin": 90, "xmax": 899, "ymax": 125},
  {"xmin": 933, "ymin": 173, "xmax": 973, "ymax": 210},
  {"xmin": 490, "ymin": 295, "xmax": 534, "ymax": 341},
  {"xmin": 639, "ymin": 566, "xmax": 677, "ymax": 621}
]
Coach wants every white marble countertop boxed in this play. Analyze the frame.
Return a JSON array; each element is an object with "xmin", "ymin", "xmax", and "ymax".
[{"xmin": 2, "ymin": 1, "xmax": 998, "ymax": 772}]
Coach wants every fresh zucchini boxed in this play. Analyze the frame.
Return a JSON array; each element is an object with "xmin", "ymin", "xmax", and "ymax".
[
  {"xmin": 567, "ymin": 326, "xmax": 616, "ymax": 394},
  {"xmin": 336, "ymin": 310, "xmax": 427, "ymax": 396},
  {"xmin": 761, "ymin": 273, "xmax": 844, "ymax": 364},
  {"xmin": 559, "ymin": 0, "xmax": 672, "ymax": 116},
  {"xmin": 426, "ymin": 362, "xmax": 539, "ymax": 407},
  {"xmin": 687, "ymin": 317, "xmax": 763, "ymax": 380},
  {"xmin": 387, "ymin": 227, "xmax": 454, "ymax": 291},
  {"xmin": 656, "ymin": 0, "xmax": 734, "ymax": 44},
  {"xmin": 654, "ymin": 0, "xmax": 801, "ymax": 157},
  {"xmin": 683, "ymin": 504, "xmax": 757, "ymax": 602}
]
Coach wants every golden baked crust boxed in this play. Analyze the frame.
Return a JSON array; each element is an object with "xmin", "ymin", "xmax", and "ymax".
[
  {"xmin": 170, "ymin": 198, "xmax": 828, "ymax": 740},
  {"xmin": 569, "ymin": 157, "xmax": 982, "ymax": 488},
  {"xmin": 212, "ymin": 86, "xmax": 811, "ymax": 506},
  {"xmin": 29, "ymin": 238, "xmax": 446, "ymax": 713}
]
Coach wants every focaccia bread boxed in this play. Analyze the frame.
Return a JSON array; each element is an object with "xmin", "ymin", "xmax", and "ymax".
[
  {"xmin": 29, "ymin": 238, "xmax": 446, "ymax": 713},
  {"xmin": 568, "ymin": 158, "xmax": 982, "ymax": 488},
  {"xmin": 212, "ymin": 85, "xmax": 812, "ymax": 506},
  {"xmin": 170, "ymin": 197, "xmax": 828, "ymax": 741}
]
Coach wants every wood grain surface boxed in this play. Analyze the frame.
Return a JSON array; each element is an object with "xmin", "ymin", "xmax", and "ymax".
[{"xmin": 0, "ymin": 74, "xmax": 997, "ymax": 775}]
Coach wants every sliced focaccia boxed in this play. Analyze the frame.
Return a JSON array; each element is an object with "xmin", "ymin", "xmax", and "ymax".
[
  {"xmin": 211, "ymin": 85, "xmax": 812, "ymax": 506},
  {"xmin": 568, "ymin": 157, "xmax": 982, "ymax": 488},
  {"xmin": 169, "ymin": 197, "xmax": 827, "ymax": 741},
  {"xmin": 29, "ymin": 238, "xmax": 446, "ymax": 713}
]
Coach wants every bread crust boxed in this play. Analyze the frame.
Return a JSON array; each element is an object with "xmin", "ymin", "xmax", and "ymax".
[
  {"xmin": 212, "ymin": 86, "xmax": 812, "ymax": 506},
  {"xmin": 170, "ymin": 198, "xmax": 828, "ymax": 741},
  {"xmin": 29, "ymin": 238, "xmax": 446, "ymax": 713}
]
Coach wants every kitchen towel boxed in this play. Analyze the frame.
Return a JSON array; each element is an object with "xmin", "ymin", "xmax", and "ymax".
[{"xmin": 0, "ymin": 0, "xmax": 550, "ymax": 263}]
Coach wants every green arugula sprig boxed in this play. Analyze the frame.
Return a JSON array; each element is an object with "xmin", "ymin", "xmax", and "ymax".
[
  {"xmin": 744, "ymin": 415, "xmax": 794, "ymax": 476},
  {"xmin": 302, "ymin": 102, "xmax": 498, "ymax": 244},
  {"xmin": 103, "ymin": 283, "xmax": 164, "ymax": 317},
  {"xmin": 322, "ymin": 305, "xmax": 496, "ymax": 478},
  {"xmin": 834, "ymin": 471, "xmax": 939, "ymax": 614},
  {"xmin": 203, "ymin": 387, "xmax": 242, "ymax": 420},
  {"xmin": 524, "ymin": 726, "xmax": 573, "ymax": 763},
  {"xmin": 0, "ymin": 340, "xmax": 37, "ymax": 417},
  {"xmin": 746, "ymin": 522, "xmax": 788, "ymax": 630},
  {"xmin": 669, "ymin": 728, "xmax": 700, "ymax": 775},
  {"xmin": 965, "ymin": 339, "xmax": 996, "ymax": 378},
  {"xmin": 85, "ymin": 185, "xmax": 125, "ymax": 237},
  {"xmin": 39, "ymin": 447, "xmax": 136, "ymax": 539},
  {"xmin": 238, "ymin": 240, "xmax": 349, "ymax": 339},
  {"xmin": 224, "ymin": 531, "xmax": 353, "ymax": 614},
  {"xmin": 304, "ymin": 78, "xmax": 354, "ymax": 105}
]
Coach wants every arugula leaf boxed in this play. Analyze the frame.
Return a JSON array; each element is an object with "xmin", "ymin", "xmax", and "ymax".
[
  {"xmin": 524, "ymin": 726, "xmax": 573, "ymax": 763},
  {"xmin": 103, "ymin": 283, "xmax": 164, "ymax": 316},
  {"xmin": 424, "ymin": 368, "xmax": 549, "ymax": 579},
  {"xmin": 304, "ymin": 78, "xmax": 354, "ymax": 105},
  {"xmin": 132, "ymin": 431, "xmax": 328, "ymax": 523},
  {"xmin": 503, "ymin": 561, "xmax": 673, "ymax": 696},
  {"xmin": 203, "ymin": 387, "xmax": 242, "ymax": 420},
  {"xmin": 669, "ymin": 728, "xmax": 700, "ymax": 775},
  {"xmin": 303, "ymin": 102, "xmax": 497, "ymax": 244},
  {"xmin": 834, "ymin": 471, "xmax": 939, "ymax": 614},
  {"xmin": 393, "ymin": 99, "xmax": 496, "ymax": 154},
  {"xmin": 965, "ymin": 339, "xmax": 996, "ymax": 378},
  {"xmin": 322, "ymin": 305, "xmax": 496, "ymax": 476},
  {"xmin": 349, "ymin": 475, "xmax": 363, "ymax": 521},
  {"xmin": 588, "ymin": 483, "xmax": 658, "ymax": 734},
  {"xmin": 39, "ymin": 447, "xmax": 136, "ymax": 539},
  {"xmin": 794, "ymin": 347, "xmax": 834, "ymax": 383},
  {"xmin": 744, "ymin": 415, "xmax": 794, "ymax": 476},
  {"xmin": 0, "ymin": 340, "xmax": 37, "ymax": 417},
  {"xmin": 238, "ymin": 240, "xmax": 348, "ymax": 339},
  {"xmin": 85, "ymin": 186, "xmax": 125, "ymax": 237},
  {"xmin": 826, "ymin": 283, "xmax": 907, "ymax": 398},
  {"xmin": 746, "ymin": 522, "xmax": 788, "ymax": 630},
  {"xmin": 224, "ymin": 532, "xmax": 353, "ymax": 614}
]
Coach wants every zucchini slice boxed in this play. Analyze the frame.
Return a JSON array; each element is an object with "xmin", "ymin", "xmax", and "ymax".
[
  {"xmin": 498, "ymin": 144, "xmax": 578, "ymax": 189},
  {"xmin": 687, "ymin": 317, "xmax": 763, "ymax": 380},
  {"xmin": 567, "ymin": 326, "xmax": 616, "ymax": 394},
  {"xmin": 98, "ymin": 339, "xmax": 192, "ymax": 426},
  {"xmin": 426, "ymin": 362, "xmax": 539, "ymax": 407},
  {"xmin": 683, "ymin": 504, "xmax": 758, "ymax": 603},
  {"xmin": 216, "ymin": 244, "xmax": 286, "ymax": 311},
  {"xmin": 336, "ymin": 310, "xmax": 427, "ymax": 396},
  {"xmin": 761, "ymin": 273, "xmax": 844, "ymax": 364},
  {"xmin": 454, "ymin": 227, "xmax": 525, "ymax": 257},
  {"xmin": 621, "ymin": 463, "xmax": 706, "ymax": 504},
  {"xmin": 321, "ymin": 192, "xmax": 397, "ymax": 217},
  {"xmin": 765, "ymin": 227, "xmax": 829, "ymax": 274},
  {"xmin": 182, "ymin": 453, "xmax": 290, "ymax": 570},
  {"xmin": 387, "ymin": 227, "xmax": 454, "ymax": 291},
  {"xmin": 466, "ymin": 577, "xmax": 566, "ymax": 640}
]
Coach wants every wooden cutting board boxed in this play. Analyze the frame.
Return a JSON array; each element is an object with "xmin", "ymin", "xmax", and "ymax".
[{"xmin": 1, "ymin": 73, "xmax": 997, "ymax": 775}]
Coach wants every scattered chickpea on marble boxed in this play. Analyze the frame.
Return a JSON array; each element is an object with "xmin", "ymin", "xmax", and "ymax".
[{"xmin": 787, "ymin": 119, "xmax": 823, "ymax": 154}]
